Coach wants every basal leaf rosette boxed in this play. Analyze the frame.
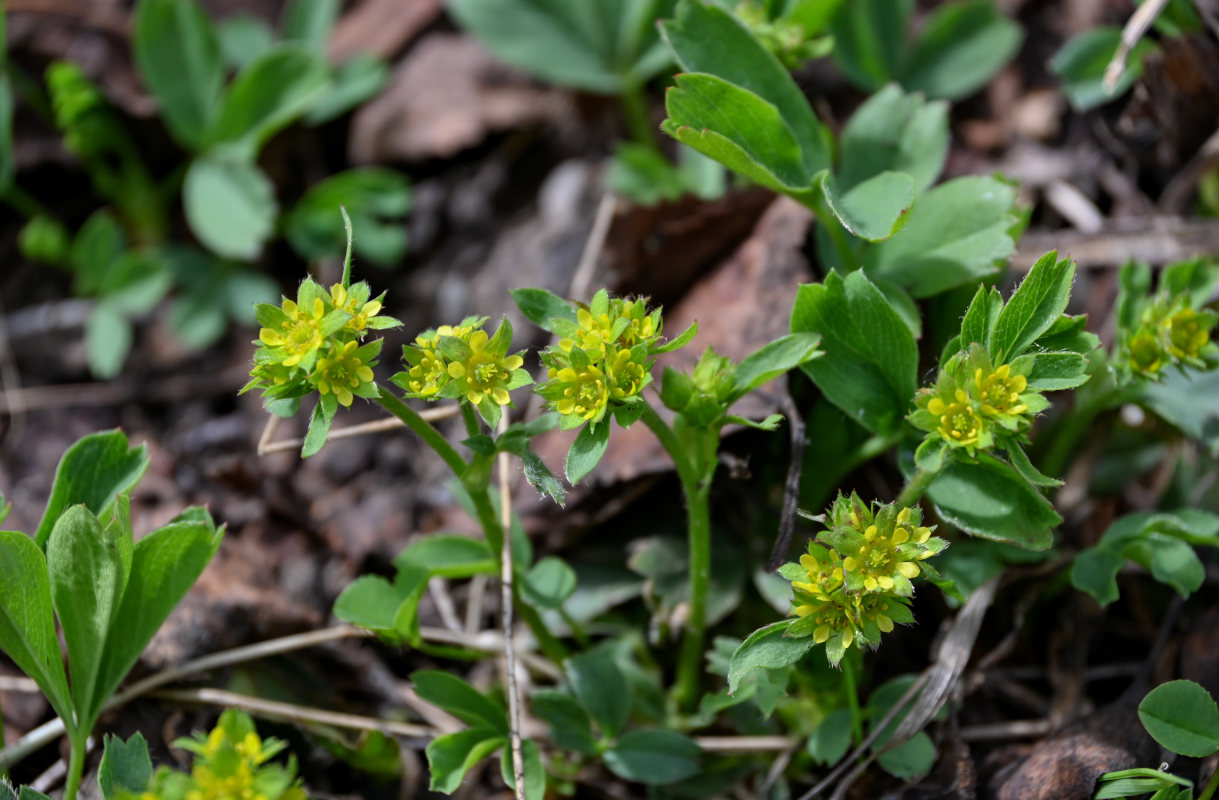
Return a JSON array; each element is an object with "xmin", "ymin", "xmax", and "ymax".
[
  {"xmin": 779, "ymin": 494, "xmax": 942, "ymax": 666},
  {"xmin": 244, "ymin": 277, "xmax": 400, "ymax": 405},
  {"xmin": 392, "ymin": 316, "xmax": 533, "ymax": 427}
]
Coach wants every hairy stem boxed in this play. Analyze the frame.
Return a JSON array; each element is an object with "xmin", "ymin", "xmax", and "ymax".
[
  {"xmin": 895, "ymin": 467, "xmax": 940, "ymax": 509},
  {"xmin": 373, "ymin": 389, "xmax": 467, "ymax": 476},
  {"xmin": 639, "ymin": 403, "xmax": 712, "ymax": 711},
  {"xmin": 63, "ymin": 734, "xmax": 86, "ymax": 800}
]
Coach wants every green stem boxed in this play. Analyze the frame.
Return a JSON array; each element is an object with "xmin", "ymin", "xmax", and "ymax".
[
  {"xmin": 895, "ymin": 467, "xmax": 940, "ymax": 509},
  {"xmin": 841, "ymin": 656, "xmax": 864, "ymax": 746},
  {"xmin": 810, "ymin": 190, "xmax": 858, "ymax": 271},
  {"xmin": 620, "ymin": 81, "xmax": 657, "ymax": 151},
  {"xmin": 1199, "ymin": 764, "xmax": 1219, "ymax": 800},
  {"xmin": 373, "ymin": 389, "xmax": 467, "ymax": 476},
  {"xmin": 461, "ymin": 402, "xmax": 482, "ymax": 439},
  {"xmin": 639, "ymin": 404, "xmax": 712, "ymax": 711},
  {"xmin": 0, "ymin": 697, "xmax": 6, "ymax": 781},
  {"xmin": 63, "ymin": 734, "xmax": 86, "ymax": 800},
  {"xmin": 373, "ymin": 388, "xmax": 567, "ymax": 663},
  {"xmin": 559, "ymin": 607, "xmax": 592, "ymax": 649}
]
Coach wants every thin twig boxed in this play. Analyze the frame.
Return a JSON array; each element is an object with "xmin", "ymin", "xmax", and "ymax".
[
  {"xmin": 0, "ymin": 677, "xmax": 39, "ymax": 693},
  {"xmin": 1102, "ymin": 0, "xmax": 1169, "ymax": 92},
  {"xmin": 257, "ymin": 406, "xmax": 459, "ymax": 455},
  {"xmin": 569, "ymin": 191, "xmax": 618, "ymax": 304},
  {"xmin": 150, "ymin": 688, "xmax": 433, "ymax": 740},
  {"xmin": 693, "ymin": 735, "xmax": 800, "ymax": 753},
  {"xmin": 465, "ymin": 574, "xmax": 489, "ymax": 633},
  {"xmin": 498, "ymin": 414, "xmax": 528, "ymax": 800}
]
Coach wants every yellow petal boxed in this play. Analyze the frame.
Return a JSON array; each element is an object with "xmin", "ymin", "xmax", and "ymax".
[
  {"xmin": 877, "ymin": 615, "xmax": 894, "ymax": 633},
  {"xmin": 813, "ymin": 625, "xmax": 830, "ymax": 644},
  {"xmin": 897, "ymin": 562, "xmax": 920, "ymax": 578}
]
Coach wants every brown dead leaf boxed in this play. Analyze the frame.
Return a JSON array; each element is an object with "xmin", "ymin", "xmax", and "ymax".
[
  {"xmin": 328, "ymin": 0, "xmax": 442, "ymax": 62},
  {"xmin": 349, "ymin": 33, "xmax": 566, "ymax": 163}
]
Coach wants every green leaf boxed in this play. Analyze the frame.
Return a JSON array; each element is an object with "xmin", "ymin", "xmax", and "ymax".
[
  {"xmin": 662, "ymin": 73, "xmax": 815, "ymax": 197},
  {"xmin": 791, "ymin": 270, "xmax": 918, "ymax": 435},
  {"xmin": 531, "ymin": 690, "xmax": 596, "ymax": 755},
  {"xmin": 876, "ymin": 731, "xmax": 936, "ymax": 780},
  {"xmin": 133, "ymin": 0, "xmax": 223, "ymax": 149},
  {"xmin": 183, "ymin": 155, "xmax": 277, "ymax": 261},
  {"xmin": 425, "ymin": 729, "xmax": 504, "ymax": 793},
  {"xmin": 413, "ymin": 670, "xmax": 509, "ymax": 733},
  {"xmin": 566, "ymin": 648, "xmax": 630, "ymax": 739},
  {"xmin": 216, "ymin": 15, "xmax": 274, "ymax": 71},
  {"xmin": 1050, "ymin": 26, "xmax": 1156, "ymax": 111},
  {"xmin": 205, "ymin": 45, "xmax": 329, "ymax": 154},
  {"xmin": 1022, "ymin": 351, "xmax": 1090, "ymax": 390},
  {"xmin": 902, "ymin": 0, "xmax": 1022, "ymax": 100},
  {"xmin": 92, "ymin": 517, "xmax": 222, "ymax": 713},
  {"xmin": 499, "ymin": 739, "xmax": 546, "ymax": 800},
  {"xmin": 0, "ymin": 531, "xmax": 74, "ymax": 726},
  {"xmin": 863, "ymin": 176, "xmax": 1016, "ymax": 298},
  {"xmin": 449, "ymin": 0, "xmax": 675, "ymax": 94},
  {"xmin": 566, "ymin": 422, "xmax": 610, "ymax": 485},
  {"xmin": 1124, "ymin": 533, "xmax": 1206, "ymax": 599},
  {"xmin": 284, "ymin": 168, "xmax": 410, "ymax": 267},
  {"xmin": 521, "ymin": 557, "xmax": 577, "ymax": 610},
  {"xmin": 18, "ymin": 790, "xmax": 51, "ymax": 800},
  {"xmin": 828, "ymin": 0, "xmax": 912, "ymax": 91},
  {"xmin": 395, "ymin": 534, "xmax": 497, "ymax": 578},
  {"xmin": 1137, "ymin": 368, "xmax": 1219, "ymax": 455},
  {"xmin": 730, "ymin": 333, "xmax": 822, "ymax": 400},
  {"xmin": 98, "ymin": 733, "xmax": 153, "ymax": 799},
  {"xmin": 990, "ymin": 251, "xmax": 1075, "ymax": 362},
  {"xmin": 304, "ymin": 53, "xmax": 389, "ymax": 125},
  {"xmin": 838, "ymin": 84, "xmax": 948, "ymax": 193},
  {"xmin": 85, "ymin": 304, "xmax": 133, "ymax": 380},
  {"xmin": 925, "ymin": 454, "xmax": 1061, "ymax": 549},
  {"xmin": 35, "ymin": 430, "xmax": 149, "ymax": 549},
  {"xmin": 280, "ymin": 0, "xmax": 338, "ymax": 52},
  {"xmin": 510, "ymin": 288, "xmax": 577, "ymax": 330},
  {"xmin": 604, "ymin": 730, "xmax": 702, "ymax": 785},
  {"xmin": 332, "ymin": 568, "xmax": 426, "ymax": 636},
  {"xmin": 807, "ymin": 708, "xmax": 852, "ymax": 765},
  {"xmin": 727, "ymin": 621, "xmax": 815, "ymax": 695},
  {"xmin": 520, "ymin": 449, "xmax": 566, "ymax": 507},
  {"xmin": 820, "ymin": 170, "xmax": 915, "ymax": 242},
  {"xmin": 1138, "ymin": 680, "xmax": 1219, "ymax": 757},
  {"xmin": 301, "ymin": 398, "xmax": 334, "ymax": 458},
  {"xmin": 662, "ymin": 0, "xmax": 829, "ymax": 176},
  {"xmin": 1004, "ymin": 443, "xmax": 1062, "ymax": 488},
  {"xmin": 47, "ymin": 505, "xmax": 128, "ymax": 728}
]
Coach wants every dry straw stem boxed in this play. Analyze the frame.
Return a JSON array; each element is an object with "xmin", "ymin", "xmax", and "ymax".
[
  {"xmin": 498, "ymin": 413, "xmax": 528, "ymax": 800},
  {"xmin": 1102, "ymin": 0, "xmax": 1169, "ymax": 92},
  {"xmin": 256, "ymin": 404, "xmax": 459, "ymax": 455}
]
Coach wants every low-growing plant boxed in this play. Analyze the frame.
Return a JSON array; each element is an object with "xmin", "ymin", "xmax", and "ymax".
[
  {"xmin": 0, "ymin": 431, "xmax": 224, "ymax": 800},
  {"xmin": 1095, "ymin": 679, "xmax": 1219, "ymax": 800},
  {"xmin": 13, "ymin": 0, "xmax": 407, "ymax": 378}
]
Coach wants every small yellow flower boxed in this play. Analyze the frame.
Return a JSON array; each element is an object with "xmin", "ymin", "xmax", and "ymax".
[
  {"xmin": 605, "ymin": 348, "xmax": 648, "ymax": 399},
  {"xmin": 552, "ymin": 363, "xmax": 609, "ymax": 421},
  {"xmin": 1166, "ymin": 308, "xmax": 1209, "ymax": 360},
  {"xmin": 329, "ymin": 283, "xmax": 384, "ymax": 333},
  {"xmin": 405, "ymin": 333, "xmax": 448, "ymax": 397},
  {"xmin": 447, "ymin": 330, "xmax": 524, "ymax": 405},
  {"xmin": 974, "ymin": 363, "xmax": 1028, "ymax": 416},
  {"xmin": 1128, "ymin": 329, "xmax": 1165, "ymax": 375},
  {"xmin": 258, "ymin": 298, "xmax": 325, "ymax": 367},
  {"xmin": 927, "ymin": 390, "xmax": 982, "ymax": 447},
  {"xmin": 312, "ymin": 341, "xmax": 376, "ymax": 406}
]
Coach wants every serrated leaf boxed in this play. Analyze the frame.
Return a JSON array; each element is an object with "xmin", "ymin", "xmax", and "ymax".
[
  {"xmin": 820, "ymin": 170, "xmax": 915, "ymax": 242},
  {"xmin": 864, "ymin": 176, "xmax": 1016, "ymax": 298},
  {"xmin": 662, "ymin": 0, "xmax": 829, "ymax": 175},
  {"xmin": 838, "ymin": 83, "xmax": 948, "ymax": 193},
  {"xmin": 98, "ymin": 733, "xmax": 153, "ymax": 799},
  {"xmin": 925, "ymin": 454, "xmax": 1060, "ymax": 550},
  {"xmin": 727, "ymin": 621, "xmax": 815, "ymax": 695},
  {"xmin": 791, "ymin": 270, "xmax": 918, "ymax": 435},
  {"xmin": 990, "ymin": 250, "xmax": 1075, "ymax": 362},
  {"xmin": 35, "ymin": 430, "xmax": 149, "ymax": 549}
]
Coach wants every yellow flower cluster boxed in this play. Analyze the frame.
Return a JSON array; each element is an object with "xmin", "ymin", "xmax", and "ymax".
[
  {"xmin": 394, "ymin": 316, "xmax": 532, "ymax": 425},
  {"xmin": 537, "ymin": 290, "xmax": 664, "ymax": 430},
  {"xmin": 1125, "ymin": 299, "xmax": 1218, "ymax": 378},
  {"xmin": 125, "ymin": 711, "xmax": 306, "ymax": 800},
  {"xmin": 781, "ymin": 494, "xmax": 946, "ymax": 666},
  {"xmin": 910, "ymin": 344, "xmax": 1048, "ymax": 456},
  {"xmin": 244, "ymin": 278, "xmax": 397, "ymax": 408}
]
